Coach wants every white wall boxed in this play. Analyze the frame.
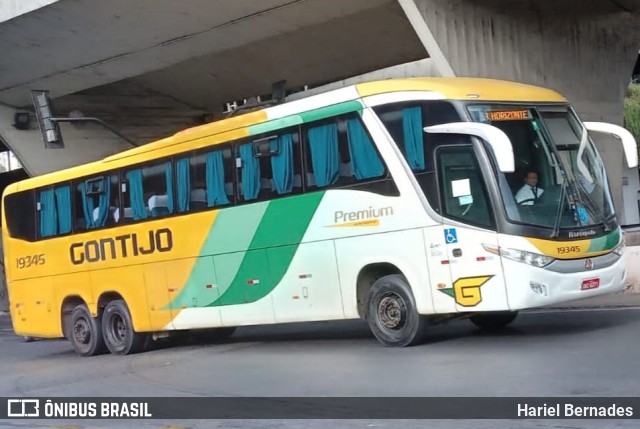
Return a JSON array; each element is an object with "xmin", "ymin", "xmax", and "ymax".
[{"xmin": 0, "ymin": 0, "xmax": 58, "ymax": 22}]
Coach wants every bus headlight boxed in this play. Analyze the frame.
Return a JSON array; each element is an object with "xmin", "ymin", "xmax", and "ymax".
[{"xmin": 483, "ymin": 244, "xmax": 555, "ymax": 268}]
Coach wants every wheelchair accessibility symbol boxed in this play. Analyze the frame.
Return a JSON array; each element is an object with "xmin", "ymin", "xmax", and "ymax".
[{"xmin": 444, "ymin": 228, "xmax": 458, "ymax": 244}]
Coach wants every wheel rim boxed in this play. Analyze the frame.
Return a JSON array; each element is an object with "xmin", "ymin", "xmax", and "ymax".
[
  {"xmin": 107, "ymin": 312, "xmax": 127, "ymax": 348},
  {"xmin": 377, "ymin": 292, "xmax": 407, "ymax": 330},
  {"xmin": 73, "ymin": 316, "xmax": 91, "ymax": 348}
]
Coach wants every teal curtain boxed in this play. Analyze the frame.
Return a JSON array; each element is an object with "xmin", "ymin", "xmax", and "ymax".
[
  {"xmin": 307, "ymin": 123, "xmax": 339, "ymax": 187},
  {"xmin": 54, "ymin": 185, "xmax": 72, "ymax": 234},
  {"xmin": 80, "ymin": 182, "xmax": 95, "ymax": 229},
  {"xmin": 271, "ymin": 134, "xmax": 293, "ymax": 194},
  {"xmin": 402, "ymin": 107, "xmax": 425, "ymax": 170},
  {"xmin": 80, "ymin": 178, "xmax": 110, "ymax": 228},
  {"xmin": 39, "ymin": 189, "xmax": 57, "ymax": 237},
  {"xmin": 165, "ymin": 161, "xmax": 174, "ymax": 214},
  {"xmin": 176, "ymin": 157, "xmax": 190, "ymax": 212},
  {"xmin": 96, "ymin": 178, "xmax": 111, "ymax": 227},
  {"xmin": 240, "ymin": 143, "xmax": 260, "ymax": 200},
  {"xmin": 127, "ymin": 169, "xmax": 147, "ymax": 220},
  {"xmin": 206, "ymin": 151, "xmax": 230, "ymax": 207},
  {"xmin": 346, "ymin": 118, "xmax": 384, "ymax": 180}
]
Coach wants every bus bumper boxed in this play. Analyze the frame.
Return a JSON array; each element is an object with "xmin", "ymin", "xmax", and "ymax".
[{"xmin": 504, "ymin": 251, "xmax": 627, "ymax": 310}]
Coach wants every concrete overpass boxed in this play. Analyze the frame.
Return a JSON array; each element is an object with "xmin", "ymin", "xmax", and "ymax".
[{"xmin": 1, "ymin": 0, "xmax": 640, "ymax": 308}]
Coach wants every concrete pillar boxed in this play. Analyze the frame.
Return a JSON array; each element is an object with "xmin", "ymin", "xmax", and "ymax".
[{"xmin": 409, "ymin": 0, "xmax": 640, "ymax": 224}]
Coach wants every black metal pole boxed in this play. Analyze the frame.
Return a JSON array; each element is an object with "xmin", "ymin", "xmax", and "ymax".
[{"xmin": 50, "ymin": 117, "xmax": 139, "ymax": 147}]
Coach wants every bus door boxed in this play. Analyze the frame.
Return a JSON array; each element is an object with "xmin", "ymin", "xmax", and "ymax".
[{"xmin": 434, "ymin": 146, "xmax": 509, "ymax": 313}]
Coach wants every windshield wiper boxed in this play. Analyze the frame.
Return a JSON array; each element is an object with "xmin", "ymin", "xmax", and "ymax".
[
  {"xmin": 551, "ymin": 177, "xmax": 567, "ymax": 238},
  {"xmin": 575, "ymin": 179, "xmax": 610, "ymax": 230},
  {"xmin": 551, "ymin": 177, "xmax": 606, "ymax": 238}
]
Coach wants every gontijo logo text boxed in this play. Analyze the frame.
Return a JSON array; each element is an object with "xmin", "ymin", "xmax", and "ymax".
[{"xmin": 70, "ymin": 228, "xmax": 173, "ymax": 265}]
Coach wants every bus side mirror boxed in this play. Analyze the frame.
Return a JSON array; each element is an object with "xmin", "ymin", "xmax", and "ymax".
[
  {"xmin": 424, "ymin": 122, "xmax": 515, "ymax": 172},
  {"xmin": 583, "ymin": 122, "xmax": 638, "ymax": 168}
]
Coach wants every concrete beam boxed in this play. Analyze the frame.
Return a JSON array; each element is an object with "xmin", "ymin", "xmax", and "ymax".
[
  {"xmin": 0, "ymin": 0, "xmax": 424, "ymax": 107},
  {"xmin": 126, "ymin": 1, "xmax": 425, "ymax": 111}
]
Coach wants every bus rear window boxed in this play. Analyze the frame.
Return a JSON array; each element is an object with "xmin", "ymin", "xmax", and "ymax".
[{"xmin": 4, "ymin": 191, "xmax": 36, "ymax": 241}]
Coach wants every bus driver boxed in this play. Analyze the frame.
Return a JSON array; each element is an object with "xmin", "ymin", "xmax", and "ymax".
[{"xmin": 515, "ymin": 170, "xmax": 544, "ymax": 205}]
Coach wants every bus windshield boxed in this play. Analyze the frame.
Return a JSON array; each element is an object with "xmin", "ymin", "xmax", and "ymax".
[{"xmin": 467, "ymin": 104, "xmax": 615, "ymax": 231}]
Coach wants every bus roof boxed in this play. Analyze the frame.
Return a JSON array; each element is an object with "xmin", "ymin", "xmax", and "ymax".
[
  {"xmin": 6, "ymin": 78, "xmax": 567, "ymax": 193},
  {"xmin": 355, "ymin": 77, "xmax": 567, "ymax": 103}
]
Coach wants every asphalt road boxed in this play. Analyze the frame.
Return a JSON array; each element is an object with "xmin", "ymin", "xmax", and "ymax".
[{"xmin": 0, "ymin": 307, "xmax": 639, "ymax": 429}]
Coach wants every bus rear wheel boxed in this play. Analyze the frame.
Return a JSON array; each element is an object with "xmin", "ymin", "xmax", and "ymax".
[
  {"xmin": 102, "ymin": 300, "xmax": 148, "ymax": 355},
  {"xmin": 469, "ymin": 311, "xmax": 518, "ymax": 330},
  {"xmin": 366, "ymin": 274, "xmax": 426, "ymax": 347},
  {"xmin": 69, "ymin": 304, "xmax": 106, "ymax": 357}
]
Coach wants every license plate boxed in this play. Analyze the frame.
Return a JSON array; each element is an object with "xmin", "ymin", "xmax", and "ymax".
[{"xmin": 581, "ymin": 278, "xmax": 600, "ymax": 290}]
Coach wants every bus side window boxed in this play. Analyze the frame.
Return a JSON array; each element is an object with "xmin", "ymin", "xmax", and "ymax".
[
  {"xmin": 374, "ymin": 101, "xmax": 460, "ymax": 171},
  {"xmin": 37, "ymin": 184, "xmax": 72, "ymax": 239},
  {"xmin": 436, "ymin": 146, "xmax": 494, "ymax": 229},
  {"xmin": 302, "ymin": 114, "xmax": 385, "ymax": 191},
  {"xmin": 177, "ymin": 147, "xmax": 235, "ymax": 212},
  {"xmin": 74, "ymin": 174, "xmax": 119, "ymax": 231},
  {"xmin": 373, "ymin": 101, "xmax": 463, "ymax": 211},
  {"xmin": 123, "ymin": 161, "xmax": 174, "ymax": 221},
  {"xmin": 236, "ymin": 130, "xmax": 302, "ymax": 202},
  {"xmin": 4, "ymin": 191, "xmax": 36, "ymax": 241}
]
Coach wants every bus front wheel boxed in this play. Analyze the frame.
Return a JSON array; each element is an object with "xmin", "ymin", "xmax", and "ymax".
[
  {"xmin": 69, "ymin": 304, "xmax": 106, "ymax": 357},
  {"xmin": 102, "ymin": 300, "xmax": 148, "ymax": 355},
  {"xmin": 366, "ymin": 274, "xmax": 426, "ymax": 347},
  {"xmin": 469, "ymin": 311, "xmax": 518, "ymax": 330}
]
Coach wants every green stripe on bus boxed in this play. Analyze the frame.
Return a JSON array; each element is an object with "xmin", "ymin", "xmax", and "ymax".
[
  {"xmin": 208, "ymin": 192, "xmax": 324, "ymax": 307},
  {"xmin": 246, "ymin": 101, "xmax": 362, "ymax": 138},
  {"xmin": 586, "ymin": 228, "xmax": 620, "ymax": 253},
  {"xmin": 299, "ymin": 100, "xmax": 362, "ymax": 123},
  {"xmin": 202, "ymin": 204, "xmax": 269, "ymax": 255},
  {"xmin": 166, "ymin": 203, "xmax": 268, "ymax": 310},
  {"xmin": 247, "ymin": 116, "xmax": 303, "ymax": 135},
  {"xmin": 249, "ymin": 193, "xmax": 324, "ymax": 249}
]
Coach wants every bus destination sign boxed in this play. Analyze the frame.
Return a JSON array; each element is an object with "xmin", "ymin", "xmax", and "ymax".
[{"xmin": 485, "ymin": 110, "xmax": 531, "ymax": 121}]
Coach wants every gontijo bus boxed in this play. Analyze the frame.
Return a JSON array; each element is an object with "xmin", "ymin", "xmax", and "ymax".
[{"xmin": 2, "ymin": 78, "xmax": 637, "ymax": 356}]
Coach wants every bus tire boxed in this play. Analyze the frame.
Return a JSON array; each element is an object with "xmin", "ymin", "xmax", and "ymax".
[
  {"xmin": 469, "ymin": 311, "xmax": 518, "ymax": 330},
  {"xmin": 366, "ymin": 274, "xmax": 426, "ymax": 347},
  {"xmin": 69, "ymin": 304, "xmax": 106, "ymax": 357},
  {"xmin": 102, "ymin": 300, "xmax": 147, "ymax": 355}
]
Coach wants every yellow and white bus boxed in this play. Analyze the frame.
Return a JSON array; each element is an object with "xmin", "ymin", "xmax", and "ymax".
[{"xmin": 2, "ymin": 78, "xmax": 637, "ymax": 356}]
